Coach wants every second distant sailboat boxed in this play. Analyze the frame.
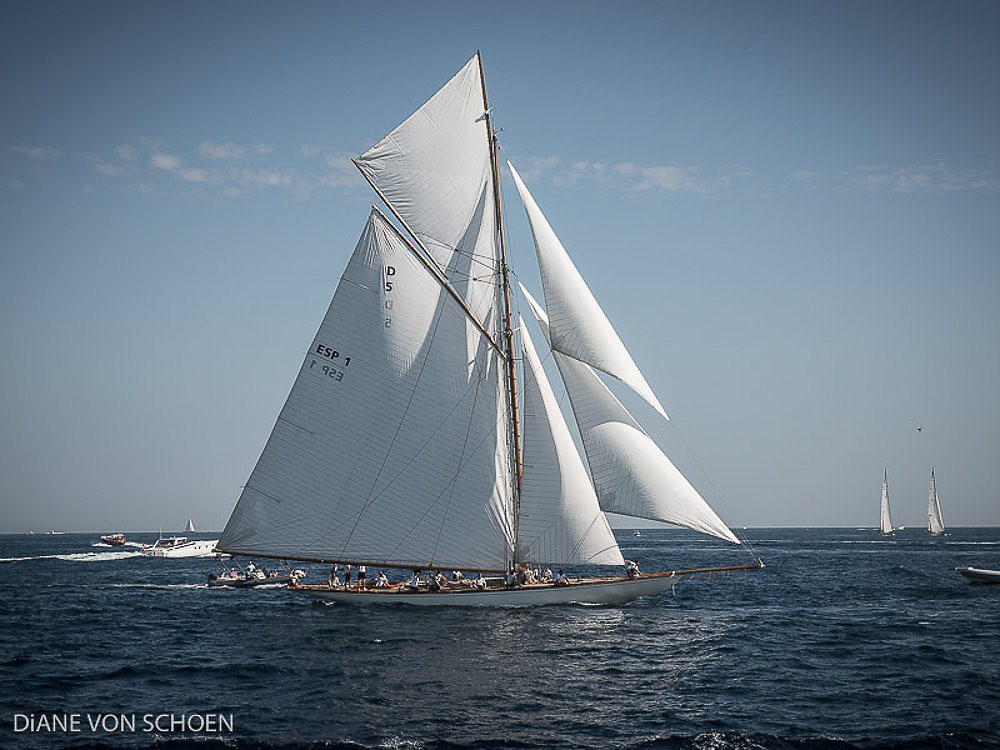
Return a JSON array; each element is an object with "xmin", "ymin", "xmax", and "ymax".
[
  {"xmin": 926, "ymin": 469, "xmax": 945, "ymax": 536},
  {"xmin": 879, "ymin": 469, "xmax": 894, "ymax": 535}
]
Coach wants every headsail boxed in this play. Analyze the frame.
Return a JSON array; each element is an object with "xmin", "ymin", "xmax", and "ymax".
[
  {"xmin": 508, "ymin": 161, "xmax": 668, "ymax": 420},
  {"xmin": 218, "ymin": 209, "xmax": 513, "ymax": 571},
  {"xmin": 517, "ymin": 317, "xmax": 624, "ymax": 566},
  {"xmin": 521, "ymin": 285, "xmax": 739, "ymax": 544},
  {"xmin": 926, "ymin": 469, "xmax": 945, "ymax": 535}
]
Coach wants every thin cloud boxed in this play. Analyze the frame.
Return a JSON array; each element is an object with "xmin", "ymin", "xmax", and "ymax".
[
  {"xmin": 199, "ymin": 141, "xmax": 246, "ymax": 160},
  {"xmin": 151, "ymin": 153, "xmax": 182, "ymax": 171},
  {"xmin": 177, "ymin": 167, "xmax": 209, "ymax": 183},
  {"xmin": 93, "ymin": 163, "xmax": 122, "ymax": 177},
  {"xmin": 14, "ymin": 145, "xmax": 61, "ymax": 161},
  {"xmin": 852, "ymin": 164, "xmax": 999, "ymax": 193}
]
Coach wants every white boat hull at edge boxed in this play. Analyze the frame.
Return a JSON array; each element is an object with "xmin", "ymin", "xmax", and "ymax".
[{"xmin": 957, "ymin": 567, "xmax": 1000, "ymax": 584}]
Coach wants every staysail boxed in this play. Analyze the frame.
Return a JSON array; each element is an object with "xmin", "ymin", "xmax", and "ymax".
[
  {"xmin": 879, "ymin": 470, "xmax": 893, "ymax": 534},
  {"xmin": 218, "ymin": 209, "xmax": 513, "ymax": 570},
  {"xmin": 517, "ymin": 317, "xmax": 624, "ymax": 565},
  {"xmin": 520, "ymin": 284, "xmax": 739, "ymax": 544},
  {"xmin": 926, "ymin": 469, "xmax": 945, "ymax": 535},
  {"xmin": 508, "ymin": 162, "xmax": 668, "ymax": 420}
]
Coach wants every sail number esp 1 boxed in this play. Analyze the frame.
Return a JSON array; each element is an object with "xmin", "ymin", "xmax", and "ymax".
[{"xmin": 308, "ymin": 344, "xmax": 351, "ymax": 383}]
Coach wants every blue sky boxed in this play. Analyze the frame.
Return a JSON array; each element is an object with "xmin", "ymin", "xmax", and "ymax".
[{"xmin": 2, "ymin": 1, "xmax": 998, "ymax": 532}]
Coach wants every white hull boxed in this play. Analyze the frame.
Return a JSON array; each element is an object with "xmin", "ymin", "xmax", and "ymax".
[
  {"xmin": 293, "ymin": 573, "xmax": 678, "ymax": 606},
  {"xmin": 957, "ymin": 567, "xmax": 1000, "ymax": 584},
  {"xmin": 142, "ymin": 539, "xmax": 220, "ymax": 558}
]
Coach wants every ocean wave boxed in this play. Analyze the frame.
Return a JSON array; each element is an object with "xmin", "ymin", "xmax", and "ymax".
[{"xmin": 0, "ymin": 550, "xmax": 144, "ymax": 563}]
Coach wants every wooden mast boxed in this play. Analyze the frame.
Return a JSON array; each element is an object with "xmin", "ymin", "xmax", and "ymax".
[{"xmin": 477, "ymin": 52, "xmax": 523, "ymax": 537}]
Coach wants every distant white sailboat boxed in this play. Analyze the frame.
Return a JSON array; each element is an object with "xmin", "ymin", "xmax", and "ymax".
[
  {"xmin": 216, "ymin": 53, "xmax": 761, "ymax": 606},
  {"xmin": 184, "ymin": 518, "xmax": 196, "ymax": 533},
  {"xmin": 926, "ymin": 469, "xmax": 945, "ymax": 536},
  {"xmin": 878, "ymin": 469, "xmax": 894, "ymax": 535}
]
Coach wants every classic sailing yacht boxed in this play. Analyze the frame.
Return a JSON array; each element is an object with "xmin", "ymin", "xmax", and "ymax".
[
  {"xmin": 878, "ymin": 469, "xmax": 894, "ymax": 535},
  {"xmin": 926, "ymin": 469, "xmax": 945, "ymax": 536},
  {"xmin": 216, "ymin": 54, "xmax": 761, "ymax": 605}
]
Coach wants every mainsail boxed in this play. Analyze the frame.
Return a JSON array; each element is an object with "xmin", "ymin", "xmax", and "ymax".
[
  {"xmin": 219, "ymin": 208, "xmax": 513, "ymax": 571},
  {"xmin": 926, "ymin": 469, "xmax": 945, "ymax": 536},
  {"xmin": 218, "ymin": 53, "xmax": 752, "ymax": 594},
  {"xmin": 879, "ymin": 470, "xmax": 893, "ymax": 535}
]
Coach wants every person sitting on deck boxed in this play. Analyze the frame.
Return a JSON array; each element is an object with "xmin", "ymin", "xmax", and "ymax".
[
  {"xmin": 553, "ymin": 569, "xmax": 570, "ymax": 586},
  {"xmin": 541, "ymin": 566, "xmax": 553, "ymax": 583},
  {"xmin": 474, "ymin": 572, "xmax": 487, "ymax": 590},
  {"xmin": 625, "ymin": 559, "xmax": 640, "ymax": 579},
  {"xmin": 375, "ymin": 570, "xmax": 389, "ymax": 588},
  {"xmin": 451, "ymin": 570, "xmax": 464, "ymax": 581},
  {"xmin": 408, "ymin": 570, "xmax": 421, "ymax": 590},
  {"xmin": 428, "ymin": 572, "xmax": 442, "ymax": 592},
  {"xmin": 506, "ymin": 570, "xmax": 518, "ymax": 588}
]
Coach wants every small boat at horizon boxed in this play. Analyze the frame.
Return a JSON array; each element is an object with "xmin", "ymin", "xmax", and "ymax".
[
  {"xmin": 878, "ymin": 469, "xmax": 894, "ymax": 536},
  {"xmin": 926, "ymin": 469, "xmax": 946, "ymax": 536}
]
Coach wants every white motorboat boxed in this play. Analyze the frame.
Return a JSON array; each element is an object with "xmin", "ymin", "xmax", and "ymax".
[{"xmin": 142, "ymin": 536, "xmax": 219, "ymax": 558}]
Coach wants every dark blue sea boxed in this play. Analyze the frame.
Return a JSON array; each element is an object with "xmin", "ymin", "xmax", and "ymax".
[{"xmin": 1, "ymin": 528, "xmax": 998, "ymax": 750}]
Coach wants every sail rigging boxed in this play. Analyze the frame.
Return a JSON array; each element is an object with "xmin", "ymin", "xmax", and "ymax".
[
  {"xmin": 519, "ymin": 284, "xmax": 739, "ymax": 544},
  {"xmin": 217, "ymin": 53, "xmax": 755, "ymax": 601}
]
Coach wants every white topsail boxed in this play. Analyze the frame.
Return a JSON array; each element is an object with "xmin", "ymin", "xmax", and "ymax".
[
  {"xmin": 219, "ymin": 209, "xmax": 513, "ymax": 571},
  {"xmin": 508, "ymin": 161, "xmax": 669, "ymax": 421},
  {"xmin": 354, "ymin": 55, "xmax": 500, "ymax": 329},
  {"xmin": 517, "ymin": 317, "xmax": 624, "ymax": 566},
  {"xmin": 520, "ymin": 284, "xmax": 739, "ymax": 544}
]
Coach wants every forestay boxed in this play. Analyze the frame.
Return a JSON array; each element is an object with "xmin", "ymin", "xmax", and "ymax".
[{"xmin": 218, "ymin": 209, "xmax": 513, "ymax": 571}]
